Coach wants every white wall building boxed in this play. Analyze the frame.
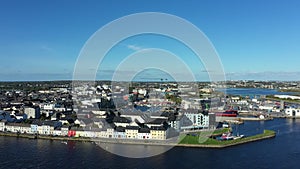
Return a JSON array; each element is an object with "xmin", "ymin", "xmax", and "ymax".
[
  {"xmin": 0, "ymin": 121, "xmax": 6, "ymax": 131},
  {"xmin": 285, "ymin": 108, "xmax": 300, "ymax": 117},
  {"xmin": 52, "ymin": 129, "xmax": 62, "ymax": 136},
  {"xmin": 168, "ymin": 117, "xmax": 183, "ymax": 131},
  {"xmin": 5, "ymin": 123, "xmax": 31, "ymax": 133},
  {"xmin": 24, "ymin": 107, "xmax": 40, "ymax": 119},
  {"xmin": 43, "ymin": 104, "xmax": 55, "ymax": 110},
  {"xmin": 275, "ymin": 95, "xmax": 300, "ymax": 100},
  {"xmin": 137, "ymin": 131, "xmax": 151, "ymax": 139},
  {"xmin": 182, "ymin": 112, "xmax": 210, "ymax": 129},
  {"xmin": 61, "ymin": 126, "xmax": 69, "ymax": 136}
]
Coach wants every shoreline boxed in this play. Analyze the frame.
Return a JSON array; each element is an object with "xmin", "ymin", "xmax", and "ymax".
[{"xmin": 0, "ymin": 130, "xmax": 276, "ymax": 148}]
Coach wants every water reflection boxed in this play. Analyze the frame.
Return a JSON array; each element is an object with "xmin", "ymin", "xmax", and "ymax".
[{"xmin": 96, "ymin": 142, "xmax": 173, "ymax": 158}]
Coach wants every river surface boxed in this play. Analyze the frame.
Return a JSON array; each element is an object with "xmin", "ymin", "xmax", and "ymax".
[
  {"xmin": 1, "ymin": 118, "xmax": 300, "ymax": 169},
  {"xmin": 217, "ymin": 88, "xmax": 293, "ymax": 97}
]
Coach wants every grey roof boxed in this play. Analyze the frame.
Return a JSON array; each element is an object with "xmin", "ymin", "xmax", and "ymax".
[
  {"xmin": 145, "ymin": 118, "xmax": 166, "ymax": 125},
  {"xmin": 6, "ymin": 123, "xmax": 30, "ymax": 127},
  {"xmin": 115, "ymin": 126, "xmax": 125, "ymax": 132},
  {"xmin": 113, "ymin": 116, "xmax": 131, "ymax": 123},
  {"xmin": 139, "ymin": 127, "xmax": 150, "ymax": 133},
  {"xmin": 125, "ymin": 126, "xmax": 139, "ymax": 130},
  {"xmin": 150, "ymin": 126, "xmax": 167, "ymax": 131}
]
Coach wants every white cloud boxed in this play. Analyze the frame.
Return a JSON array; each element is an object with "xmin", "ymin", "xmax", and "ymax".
[{"xmin": 127, "ymin": 44, "xmax": 143, "ymax": 51}]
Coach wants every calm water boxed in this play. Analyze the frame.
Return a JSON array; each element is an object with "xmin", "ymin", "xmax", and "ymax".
[
  {"xmin": 217, "ymin": 88, "xmax": 293, "ymax": 97},
  {"xmin": 1, "ymin": 118, "xmax": 300, "ymax": 169}
]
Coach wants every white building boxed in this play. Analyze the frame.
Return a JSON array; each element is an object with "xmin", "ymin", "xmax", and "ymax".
[
  {"xmin": 182, "ymin": 112, "xmax": 210, "ymax": 129},
  {"xmin": 24, "ymin": 107, "xmax": 40, "ymax": 119},
  {"xmin": 43, "ymin": 104, "xmax": 55, "ymax": 110},
  {"xmin": 113, "ymin": 127, "xmax": 126, "ymax": 139},
  {"xmin": 0, "ymin": 121, "xmax": 6, "ymax": 131},
  {"xmin": 52, "ymin": 129, "xmax": 62, "ymax": 136},
  {"xmin": 285, "ymin": 108, "xmax": 300, "ymax": 117},
  {"xmin": 168, "ymin": 117, "xmax": 183, "ymax": 131},
  {"xmin": 137, "ymin": 128, "xmax": 151, "ymax": 139},
  {"xmin": 61, "ymin": 126, "xmax": 69, "ymax": 136},
  {"xmin": 30, "ymin": 124, "xmax": 38, "ymax": 134},
  {"xmin": 75, "ymin": 129, "xmax": 97, "ymax": 138},
  {"xmin": 259, "ymin": 105, "xmax": 275, "ymax": 111},
  {"xmin": 106, "ymin": 128, "xmax": 114, "ymax": 138},
  {"xmin": 275, "ymin": 95, "xmax": 300, "ymax": 100},
  {"xmin": 5, "ymin": 123, "xmax": 31, "ymax": 133},
  {"xmin": 36, "ymin": 124, "xmax": 54, "ymax": 135},
  {"xmin": 20, "ymin": 124, "xmax": 31, "ymax": 133},
  {"xmin": 125, "ymin": 126, "xmax": 139, "ymax": 139}
]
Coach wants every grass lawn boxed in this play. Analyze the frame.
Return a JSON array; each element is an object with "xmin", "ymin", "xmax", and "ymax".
[{"xmin": 179, "ymin": 130, "xmax": 275, "ymax": 146}]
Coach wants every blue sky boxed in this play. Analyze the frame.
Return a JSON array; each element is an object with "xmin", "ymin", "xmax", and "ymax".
[{"xmin": 1, "ymin": 0, "xmax": 300, "ymax": 81}]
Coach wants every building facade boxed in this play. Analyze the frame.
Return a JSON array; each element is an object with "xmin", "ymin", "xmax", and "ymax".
[{"xmin": 285, "ymin": 108, "xmax": 300, "ymax": 117}]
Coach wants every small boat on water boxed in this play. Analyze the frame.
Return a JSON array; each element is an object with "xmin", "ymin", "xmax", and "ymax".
[
  {"xmin": 217, "ymin": 132, "xmax": 245, "ymax": 141},
  {"xmin": 61, "ymin": 141, "xmax": 68, "ymax": 145},
  {"xmin": 233, "ymin": 135, "xmax": 245, "ymax": 140},
  {"xmin": 217, "ymin": 132, "xmax": 234, "ymax": 140}
]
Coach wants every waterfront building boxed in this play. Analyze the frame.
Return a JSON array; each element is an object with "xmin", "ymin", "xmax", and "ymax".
[
  {"xmin": 137, "ymin": 127, "xmax": 151, "ymax": 139},
  {"xmin": 113, "ymin": 126, "xmax": 126, "ymax": 139},
  {"xmin": 31, "ymin": 120, "xmax": 56, "ymax": 135},
  {"xmin": 98, "ymin": 130, "xmax": 108, "ymax": 138},
  {"xmin": 5, "ymin": 123, "xmax": 31, "ymax": 133},
  {"xmin": 125, "ymin": 126, "xmax": 139, "ymax": 139},
  {"xmin": 5, "ymin": 124, "xmax": 15, "ymax": 132},
  {"xmin": 52, "ymin": 129, "xmax": 62, "ymax": 136},
  {"xmin": 106, "ymin": 128, "xmax": 114, "ymax": 138},
  {"xmin": 37, "ymin": 125, "xmax": 43, "ymax": 135},
  {"xmin": 150, "ymin": 126, "xmax": 169, "ymax": 140},
  {"xmin": 74, "ymin": 128, "xmax": 85, "ymax": 137},
  {"xmin": 0, "ymin": 120, "xmax": 6, "ymax": 131},
  {"xmin": 182, "ymin": 111, "xmax": 210, "ymax": 129},
  {"xmin": 85, "ymin": 130, "xmax": 97, "ymax": 138},
  {"xmin": 61, "ymin": 126, "xmax": 69, "ymax": 136},
  {"xmin": 41, "ymin": 124, "xmax": 52, "ymax": 135},
  {"xmin": 285, "ymin": 108, "xmax": 300, "ymax": 117},
  {"xmin": 19, "ymin": 123, "xmax": 31, "ymax": 133},
  {"xmin": 30, "ymin": 124, "xmax": 38, "ymax": 134},
  {"xmin": 68, "ymin": 129, "xmax": 76, "ymax": 137},
  {"xmin": 74, "ymin": 128, "xmax": 96, "ymax": 138}
]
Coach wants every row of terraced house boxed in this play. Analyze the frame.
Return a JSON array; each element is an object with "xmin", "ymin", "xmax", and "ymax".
[{"xmin": 0, "ymin": 120, "xmax": 169, "ymax": 140}]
